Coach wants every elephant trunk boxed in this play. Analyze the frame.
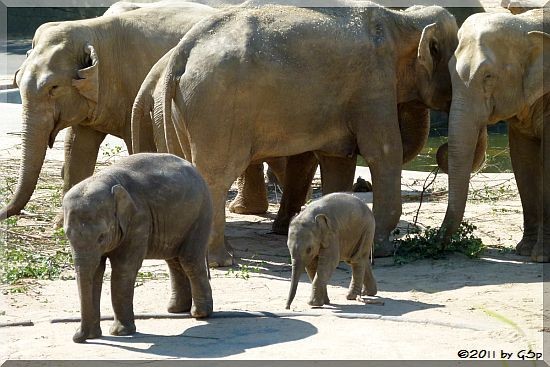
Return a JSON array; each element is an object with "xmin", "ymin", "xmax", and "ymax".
[
  {"xmin": 1, "ymin": 106, "xmax": 51, "ymax": 219},
  {"xmin": 286, "ymin": 258, "xmax": 303, "ymax": 309},
  {"xmin": 441, "ymin": 98, "xmax": 484, "ymax": 240},
  {"xmin": 73, "ymin": 257, "xmax": 101, "ymax": 343}
]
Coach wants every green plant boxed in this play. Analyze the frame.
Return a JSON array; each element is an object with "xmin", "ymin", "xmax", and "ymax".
[
  {"xmin": 225, "ymin": 263, "xmax": 262, "ymax": 280},
  {"xmin": 0, "ymin": 228, "xmax": 73, "ymax": 285},
  {"xmin": 101, "ymin": 144, "xmax": 124, "ymax": 160},
  {"xmin": 393, "ymin": 221, "xmax": 485, "ymax": 265}
]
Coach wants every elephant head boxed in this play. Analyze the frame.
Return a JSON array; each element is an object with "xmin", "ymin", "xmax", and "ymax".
[
  {"xmin": 63, "ymin": 181, "xmax": 136, "ymax": 342},
  {"xmin": 0, "ymin": 23, "xmax": 100, "ymax": 220},
  {"xmin": 440, "ymin": 11, "xmax": 550, "ymax": 239},
  {"xmin": 286, "ymin": 214, "xmax": 337, "ymax": 309}
]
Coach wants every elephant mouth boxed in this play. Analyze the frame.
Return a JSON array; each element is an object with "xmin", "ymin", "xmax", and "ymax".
[{"xmin": 48, "ymin": 125, "xmax": 62, "ymax": 148}]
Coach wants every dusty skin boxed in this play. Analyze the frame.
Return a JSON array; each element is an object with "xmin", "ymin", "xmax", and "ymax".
[
  {"xmin": 0, "ymin": 121, "xmax": 547, "ymax": 360},
  {"xmin": 0, "ymin": 0, "xmax": 547, "ymax": 361}
]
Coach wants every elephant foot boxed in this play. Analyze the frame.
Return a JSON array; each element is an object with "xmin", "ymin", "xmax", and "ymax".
[
  {"xmin": 53, "ymin": 210, "xmax": 64, "ymax": 229},
  {"xmin": 191, "ymin": 298, "xmax": 213, "ymax": 318},
  {"xmin": 516, "ymin": 236, "xmax": 537, "ymax": 256},
  {"xmin": 374, "ymin": 238, "xmax": 395, "ymax": 258},
  {"xmin": 109, "ymin": 320, "xmax": 136, "ymax": 336},
  {"xmin": 73, "ymin": 324, "xmax": 102, "ymax": 343},
  {"xmin": 167, "ymin": 296, "xmax": 192, "ymax": 313},
  {"xmin": 346, "ymin": 289, "xmax": 361, "ymax": 300},
  {"xmin": 228, "ymin": 195, "xmax": 268, "ymax": 215},
  {"xmin": 229, "ymin": 165, "xmax": 268, "ymax": 215},
  {"xmin": 208, "ymin": 245, "xmax": 234, "ymax": 268},
  {"xmin": 272, "ymin": 215, "xmax": 291, "ymax": 235},
  {"xmin": 530, "ymin": 240, "xmax": 549, "ymax": 263},
  {"xmin": 362, "ymin": 285, "xmax": 378, "ymax": 297},
  {"xmin": 308, "ymin": 292, "xmax": 329, "ymax": 307}
]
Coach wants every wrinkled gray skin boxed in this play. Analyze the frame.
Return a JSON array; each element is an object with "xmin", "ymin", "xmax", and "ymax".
[
  {"xmin": 161, "ymin": 4, "xmax": 463, "ymax": 266},
  {"xmin": 286, "ymin": 193, "xmax": 377, "ymax": 308},
  {"xmin": 213, "ymin": 4, "xmax": 488, "ymax": 236},
  {"xmin": 63, "ymin": 153, "xmax": 213, "ymax": 343},
  {"xmin": 131, "ymin": 46, "xmax": 289, "ymax": 216},
  {"xmin": 440, "ymin": 9, "xmax": 550, "ymax": 262},
  {"xmin": 0, "ymin": 2, "xmax": 217, "ymax": 223}
]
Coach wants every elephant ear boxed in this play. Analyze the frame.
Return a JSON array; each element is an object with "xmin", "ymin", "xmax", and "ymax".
[
  {"xmin": 112, "ymin": 184, "xmax": 137, "ymax": 237},
  {"xmin": 523, "ymin": 31, "xmax": 550, "ymax": 106},
  {"xmin": 315, "ymin": 214, "xmax": 332, "ymax": 248},
  {"xmin": 417, "ymin": 23, "xmax": 438, "ymax": 77},
  {"xmin": 72, "ymin": 43, "xmax": 99, "ymax": 103}
]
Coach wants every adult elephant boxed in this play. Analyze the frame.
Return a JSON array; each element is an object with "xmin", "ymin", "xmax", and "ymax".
[
  {"xmin": 225, "ymin": 2, "xmax": 489, "ymax": 240},
  {"xmin": 438, "ymin": 9, "xmax": 549, "ymax": 262},
  {"xmin": 159, "ymin": 4, "xmax": 472, "ymax": 266},
  {"xmin": 0, "ymin": 2, "xmax": 218, "ymax": 221}
]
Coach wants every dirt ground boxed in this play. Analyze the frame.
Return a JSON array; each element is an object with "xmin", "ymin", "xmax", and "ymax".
[
  {"xmin": 0, "ymin": 1, "xmax": 549, "ymax": 362},
  {"xmin": 1, "ymin": 106, "xmax": 548, "ymax": 361}
]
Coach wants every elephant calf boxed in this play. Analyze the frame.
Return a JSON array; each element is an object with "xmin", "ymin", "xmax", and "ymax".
[
  {"xmin": 63, "ymin": 153, "xmax": 213, "ymax": 343},
  {"xmin": 286, "ymin": 193, "xmax": 377, "ymax": 309}
]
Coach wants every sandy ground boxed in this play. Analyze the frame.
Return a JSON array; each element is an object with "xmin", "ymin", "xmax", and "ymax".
[
  {"xmin": 0, "ymin": 1, "xmax": 548, "ymax": 361},
  {"xmin": 0, "ymin": 101, "xmax": 548, "ymax": 362}
]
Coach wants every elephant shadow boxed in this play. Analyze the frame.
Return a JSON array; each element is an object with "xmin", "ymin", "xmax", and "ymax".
[
  {"xmin": 326, "ymin": 297, "xmax": 444, "ymax": 318},
  {"xmin": 88, "ymin": 313, "xmax": 317, "ymax": 358}
]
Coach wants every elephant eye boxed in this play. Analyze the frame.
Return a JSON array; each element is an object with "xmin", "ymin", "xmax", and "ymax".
[
  {"xmin": 98, "ymin": 233, "xmax": 106, "ymax": 245},
  {"xmin": 49, "ymin": 85, "xmax": 59, "ymax": 97},
  {"xmin": 430, "ymin": 41, "xmax": 440, "ymax": 58},
  {"xmin": 306, "ymin": 247, "xmax": 312, "ymax": 255}
]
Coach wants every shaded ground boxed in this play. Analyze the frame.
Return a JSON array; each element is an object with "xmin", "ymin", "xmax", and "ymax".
[
  {"xmin": 0, "ymin": 0, "xmax": 548, "ymax": 362},
  {"xmin": 0, "ymin": 112, "xmax": 547, "ymax": 359}
]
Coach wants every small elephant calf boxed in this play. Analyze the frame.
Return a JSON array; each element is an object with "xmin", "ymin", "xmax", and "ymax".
[
  {"xmin": 286, "ymin": 193, "xmax": 377, "ymax": 309},
  {"xmin": 63, "ymin": 153, "xmax": 213, "ymax": 343}
]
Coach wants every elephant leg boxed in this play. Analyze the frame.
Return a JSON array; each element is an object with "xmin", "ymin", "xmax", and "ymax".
[
  {"xmin": 108, "ymin": 257, "xmax": 141, "ymax": 336},
  {"xmin": 228, "ymin": 163, "xmax": 268, "ymax": 215},
  {"xmin": 179, "ymin": 255, "xmax": 213, "ymax": 318},
  {"xmin": 178, "ymin": 218, "xmax": 213, "ymax": 318},
  {"xmin": 165, "ymin": 258, "xmax": 192, "ymax": 313},
  {"xmin": 273, "ymin": 152, "xmax": 318, "ymax": 234},
  {"xmin": 362, "ymin": 261, "xmax": 377, "ymax": 296},
  {"xmin": 56, "ymin": 125, "xmax": 106, "ymax": 228},
  {"xmin": 309, "ymin": 244, "xmax": 339, "ymax": 307},
  {"xmin": 356, "ymin": 100, "xmax": 402, "ymax": 257},
  {"xmin": 317, "ymin": 155, "xmax": 356, "ymax": 194},
  {"xmin": 531, "ymin": 125, "xmax": 549, "ymax": 262},
  {"xmin": 309, "ymin": 264, "xmax": 336, "ymax": 307},
  {"xmin": 346, "ymin": 259, "xmax": 366, "ymax": 300},
  {"xmin": 509, "ymin": 127, "xmax": 541, "ymax": 257},
  {"xmin": 265, "ymin": 157, "xmax": 287, "ymax": 188}
]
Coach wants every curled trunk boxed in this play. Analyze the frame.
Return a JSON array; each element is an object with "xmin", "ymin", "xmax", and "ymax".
[{"xmin": 286, "ymin": 259, "xmax": 303, "ymax": 309}]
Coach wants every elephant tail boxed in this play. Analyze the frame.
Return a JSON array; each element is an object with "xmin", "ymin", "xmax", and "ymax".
[
  {"xmin": 161, "ymin": 13, "xmax": 228, "ymax": 158},
  {"xmin": 131, "ymin": 80, "xmax": 154, "ymax": 154}
]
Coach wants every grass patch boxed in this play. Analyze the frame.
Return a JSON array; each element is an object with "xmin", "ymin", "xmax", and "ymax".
[
  {"xmin": 1, "ymin": 227, "xmax": 73, "ymax": 289},
  {"xmin": 1, "ymin": 160, "xmax": 75, "ymax": 293},
  {"xmin": 225, "ymin": 263, "xmax": 263, "ymax": 280},
  {"xmin": 393, "ymin": 221, "xmax": 485, "ymax": 265}
]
